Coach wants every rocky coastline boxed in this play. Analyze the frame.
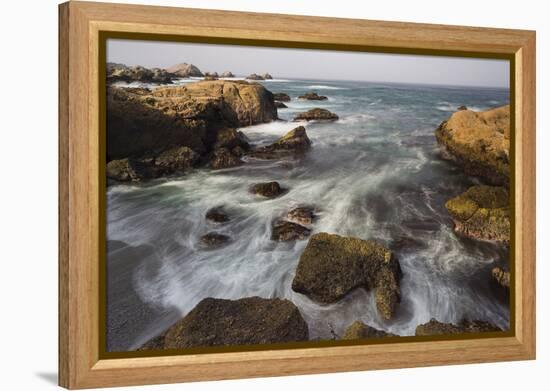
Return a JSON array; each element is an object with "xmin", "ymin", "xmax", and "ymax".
[{"xmin": 106, "ymin": 66, "xmax": 510, "ymax": 351}]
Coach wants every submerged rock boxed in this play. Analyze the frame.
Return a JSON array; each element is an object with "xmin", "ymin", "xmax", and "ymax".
[
  {"xmin": 342, "ymin": 321, "xmax": 398, "ymax": 340},
  {"xmin": 271, "ymin": 220, "xmax": 311, "ymax": 241},
  {"xmin": 491, "ymin": 266, "xmax": 510, "ymax": 289},
  {"xmin": 208, "ymin": 148, "xmax": 243, "ymax": 169},
  {"xmin": 165, "ymin": 62, "xmax": 203, "ymax": 77},
  {"xmin": 200, "ymin": 232, "xmax": 231, "ymax": 248},
  {"xmin": 205, "ymin": 207, "xmax": 230, "ymax": 223},
  {"xmin": 445, "ymin": 185, "xmax": 510, "ymax": 242},
  {"xmin": 435, "ymin": 105, "xmax": 510, "ymax": 185},
  {"xmin": 248, "ymin": 126, "xmax": 311, "ymax": 160},
  {"xmin": 249, "ymin": 181, "xmax": 285, "ymax": 198},
  {"xmin": 294, "ymin": 108, "xmax": 339, "ymax": 121},
  {"xmin": 286, "ymin": 206, "xmax": 316, "ymax": 226},
  {"xmin": 298, "ymin": 92, "xmax": 328, "ymax": 101},
  {"xmin": 291, "ymin": 233, "xmax": 402, "ymax": 320},
  {"xmin": 273, "ymin": 93, "xmax": 291, "ymax": 102},
  {"xmin": 415, "ymin": 319, "xmax": 502, "ymax": 336},
  {"xmin": 139, "ymin": 297, "xmax": 309, "ymax": 349}
]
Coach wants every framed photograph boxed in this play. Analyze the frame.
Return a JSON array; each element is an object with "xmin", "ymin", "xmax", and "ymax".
[{"xmin": 59, "ymin": 1, "xmax": 536, "ymax": 389}]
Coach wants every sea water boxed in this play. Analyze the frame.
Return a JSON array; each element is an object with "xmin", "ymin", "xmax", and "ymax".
[{"xmin": 106, "ymin": 78, "xmax": 510, "ymax": 350}]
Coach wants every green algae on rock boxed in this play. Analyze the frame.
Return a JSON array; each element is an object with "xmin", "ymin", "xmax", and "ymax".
[
  {"xmin": 291, "ymin": 233, "xmax": 402, "ymax": 320},
  {"xmin": 445, "ymin": 185, "xmax": 510, "ymax": 242}
]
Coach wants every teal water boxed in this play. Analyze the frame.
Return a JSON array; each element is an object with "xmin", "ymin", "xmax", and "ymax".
[{"xmin": 107, "ymin": 79, "xmax": 510, "ymax": 350}]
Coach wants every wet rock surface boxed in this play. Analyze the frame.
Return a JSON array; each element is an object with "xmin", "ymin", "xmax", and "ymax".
[
  {"xmin": 294, "ymin": 108, "xmax": 339, "ymax": 121},
  {"xmin": 342, "ymin": 321, "xmax": 398, "ymax": 339},
  {"xmin": 415, "ymin": 318, "xmax": 502, "ymax": 336}
]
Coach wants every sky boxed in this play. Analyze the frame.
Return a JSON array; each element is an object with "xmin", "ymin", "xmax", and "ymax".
[{"xmin": 107, "ymin": 39, "xmax": 509, "ymax": 88}]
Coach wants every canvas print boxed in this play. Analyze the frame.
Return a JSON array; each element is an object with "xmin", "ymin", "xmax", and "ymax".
[{"xmin": 105, "ymin": 39, "xmax": 511, "ymax": 353}]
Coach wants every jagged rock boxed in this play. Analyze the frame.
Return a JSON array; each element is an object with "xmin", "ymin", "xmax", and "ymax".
[
  {"xmin": 247, "ymin": 126, "xmax": 311, "ymax": 160},
  {"xmin": 298, "ymin": 92, "xmax": 328, "ymax": 101},
  {"xmin": 205, "ymin": 207, "xmax": 230, "ymax": 223},
  {"xmin": 106, "ymin": 63, "xmax": 175, "ymax": 84},
  {"xmin": 200, "ymin": 232, "xmax": 231, "ymax": 248},
  {"xmin": 165, "ymin": 62, "xmax": 203, "ymax": 77},
  {"xmin": 491, "ymin": 266, "xmax": 510, "ymax": 289},
  {"xmin": 275, "ymin": 101, "xmax": 288, "ymax": 108},
  {"xmin": 292, "ymin": 233, "xmax": 402, "ymax": 320},
  {"xmin": 220, "ymin": 71, "xmax": 235, "ymax": 78},
  {"xmin": 435, "ymin": 105, "xmax": 510, "ymax": 185},
  {"xmin": 286, "ymin": 206, "xmax": 316, "ymax": 226},
  {"xmin": 271, "ymin": 220, "xmax": 311, "ymax": 241},
  {"xmin": 246, "ymin": 73, "xmax": 264, "ymax": 80},
  {"xmin": 154, "ymin": 146, "xmax": 199, "ymax": 172},
  {"xmin": 294, "ymin": 108, "xmax": 339, "ymax": 121},
  {"xmin": 273, "ymin": 93, "xmax": 291, "ymax": 102},
  {"xmin": 139, "ymin": 297, "xmax": 309, "ymax": 349},
  {"xmin": 107, "ymin": 80, "xmax": 277, "ymax": 161},
  {"xmin": 415, "ymin": 319, "xmax": 501, "ymax": 336},
  {"xmin": 342, "ymin": 321, "xmax": 398, "ymax": 339},
  {"xmin": 445, "ymin": 185, "xmax": 509, "ymax": 242},
  {"xmin": 249, "ymin": 181, "xmax": 285, "ymax": 198},
  {"xmin": 208, "ymin": 148, "xmax": 242, "ymax": 169}
]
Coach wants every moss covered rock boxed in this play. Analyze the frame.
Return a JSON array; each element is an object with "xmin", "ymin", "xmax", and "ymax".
[
  {"xmin": 291, "ymin": 233, "xmax": 402, "ymax": 320},
  {"xmin": 445, "ymin": 185, "xmax": 510, "ymax": 242},
  {"xmin": 435, "ymin": 105, "xmax": 510, "ymax": 185},
  {"xmin": 139, "ymin": 297, "xmax": 309, "ymax": 350},
  {"xmin": 415, "ymin": 318, "xmax": 501, "ymax": 336},
  {"xmin": 342, "ymin": 321, "xmax": 397, "ymax": 340},
  {"xmin": 294, "ymin": 108, "xmax": 338, "ymax": 122}
]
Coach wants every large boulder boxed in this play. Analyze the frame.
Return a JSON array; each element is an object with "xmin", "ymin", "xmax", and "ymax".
[
  {"xmin": 139, "ymin": 297, "xmax": 309, "ymax": 349},
  {"xmin": 435, "ymin": 105, "xmax": 510, "ymax": 185},
  {"xmin": 154, "ymin": 146, "xmax": 199, "ymax": 172},
  {"xmin": 445, "ymin": 185, "xmax": 509, "ymax": 242},
  {"xmin": 106, "ymin": 158, "xmax": 160, "ymax": 182},
  {"xmin": 342, "ymin": 321, "xmax": 398, "ymax": 339},
  {"xmin": 165, "ymin": 62, "xmax": 203, "ymax": 77},
  {"xmin": 294, "ymin": 108, "xmax": 339, "ymax": 121},
  {"xmin": 292, "ymin": 233, "xmax": 402, "ymax": 320},
  {"xmin": 208, "ymin": 148, "xmax": 243, "ymax": 169},
  {"xmin": 107, "ymin": 80, "xmax": 277, "ymax": 161},
  {"xmin": 247, "ymin": 126, "xmax": 311, "ymax": 160},
  {"xmin": 415, "ymin": 319, "xmax": 501, "ymax": 336}
]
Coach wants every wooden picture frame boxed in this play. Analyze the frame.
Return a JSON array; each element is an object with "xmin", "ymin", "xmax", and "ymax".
[{"xmin": 59, "ymin": 1, "xmax": 536, "ymax": 389}]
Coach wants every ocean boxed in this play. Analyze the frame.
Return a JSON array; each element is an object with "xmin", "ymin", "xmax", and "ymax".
[{"xmin": 106, "ymin": 78, "xmax": 510, "ymax": 351}]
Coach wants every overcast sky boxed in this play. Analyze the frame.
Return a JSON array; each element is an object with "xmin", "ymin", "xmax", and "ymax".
[{"xmin": 107, "ymin": 39, "xmax": 509, "ymax": 88}]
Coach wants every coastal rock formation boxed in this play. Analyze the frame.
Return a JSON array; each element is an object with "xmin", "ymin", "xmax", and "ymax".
[
  {"xmin": 106, "ymin": 158, "xmax": 146, "ymax": 182},
  {"xmin": 291, "ymin": 233, "xmax": 402, "ymax": 320},
  {"xmin": 107, "ymin": 80, "xmax": 277, "ymax": 172},
  {"xmin": 154, "ymin": 146, "xmax": 200, "ymax": 172},
  {"xmin": 445, "ymin": 185, "xmax": 510, "ymax": 242},
  {"xmin": 458, "ymin": 105, "xmax": 468, "ymax": 111},
  {"xmin": 249, "ymin": 181, "xmax": 285, "ymax": 198},
  {"xmin": 208, "ymin": 148, "xmax": 243, "ymax": 169},
  {"xmin": 203, "ymin": 72, "xmax": 219, "ymax": 80},
  {"xmin": 286, "ymin": 206, "xmax": 316, "ymax": 226},
  {"xmin": 106, "ymin": 63, "xmax": 175, "ymax": 84},
  {"xmin": 139, "ymin": 297, "xmax": 309, "ymax": 349},
  {"xmin": 415, "ymin": 319, "xmax": 501, "ymax": 336},
  {"xmin": 200, "ymin": 232, "xmax": 231, "ymax": 248},
  {"xmin": 435, "ymin": 105, "xmax": 510, "ymax": 185},
  {"xmin": 491, "ymin": 266, "xmax": 510, "ymax": 289},
  {"xmin": 273, "ymin": 93, "xmax": 291, "ymax": 102},
  {"xmin": 263, "ymin": 73, "xmax": 273, "ymax": 80},
  {"xmin": 220, "ymin": 71, "xmax": 235, "ymax": 78},
  {"xmin": 165, "ymin": 62, "xmax": 203, "ymax": 77},
  {"xmin": 342, "ymin": 321, "xmax": 397, "ymax": 339},
  {"xmin": 275, "ymin": 101, "xmax": 288, "ymax": 108},
  {"xmin": 271, "ymin": 220, "xmax": 311, "ymax": 241},
  {"xmin": 298, "ymin": 92, "xmax": 328, "ymax": 101},
  {"xmin": 248, "ymin": 126, "xmax": 311, "ymax": 160},
  {"xmin": 246, "ymin": 73, "xmax": 265, "ymax": 80},
  {"xmin": 205, "ymin": 207, "xmax": 230, "ymax": 223},
  {"xmin": 294, "ymin": 108, "xmax": 339, "ymax": 121}
]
